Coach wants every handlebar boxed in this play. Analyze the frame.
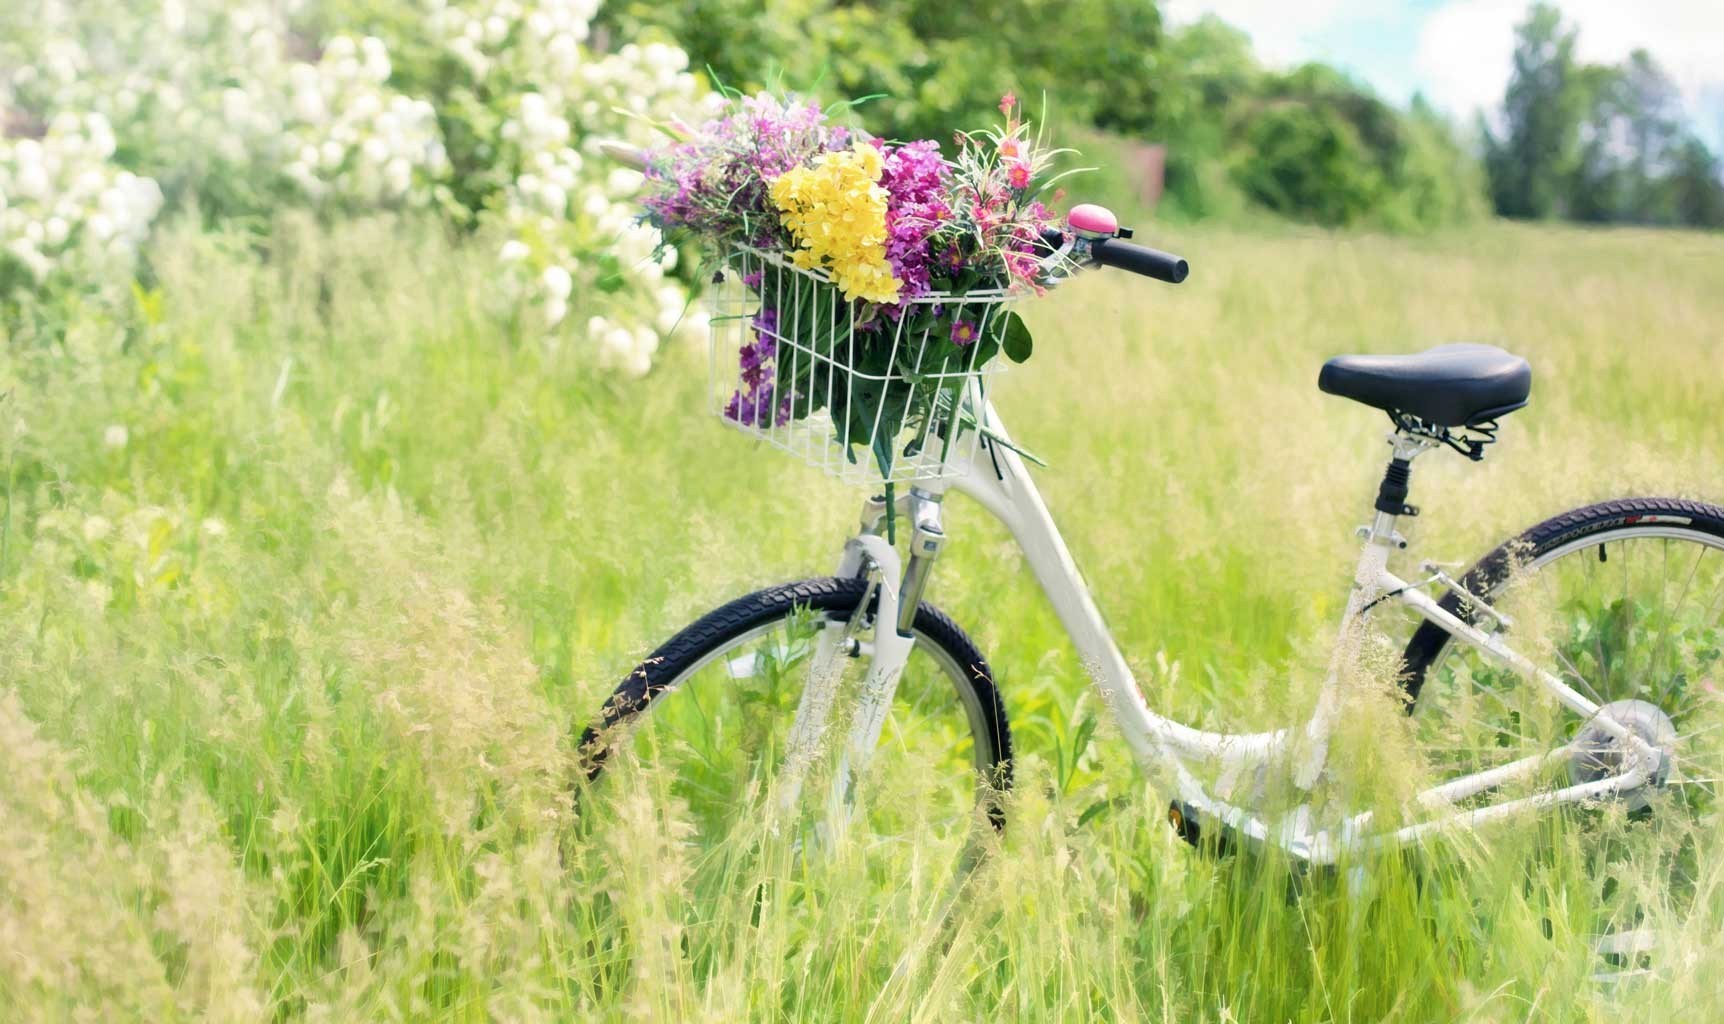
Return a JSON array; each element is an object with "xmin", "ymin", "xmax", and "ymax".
[
  {"xmin": 1087, "ymin": 236, "xmax": 1189, "ymax": 284},
  {"xmin": 1034, "ymin": 206, "xmax": 1190, "ymax": 285}
]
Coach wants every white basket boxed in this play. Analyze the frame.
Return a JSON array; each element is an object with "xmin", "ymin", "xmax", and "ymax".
[{"xmin": 707, "ymin": 245, "xmax": 1013, "ymax": 486}]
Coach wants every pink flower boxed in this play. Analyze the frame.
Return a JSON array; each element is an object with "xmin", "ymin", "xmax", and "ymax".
[
  {"xmin": 999, "ymin": 92, "xmax": 1017, "ymax": 115},
  {"xmin": 997, "ymin": 137, "xmax": 1021, "ymax": 160},
  {"xmin": 1007, "ymin": 161, "xmax": 1031, "ymax": 189}
]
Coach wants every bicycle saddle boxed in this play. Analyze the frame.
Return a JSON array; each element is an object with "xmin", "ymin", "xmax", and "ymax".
[{"xmin": 1318, "ymin": 343, "xmax": 1531, "ymax": 427}]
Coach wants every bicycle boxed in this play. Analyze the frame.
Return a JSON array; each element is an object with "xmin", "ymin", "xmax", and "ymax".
[{"xmin": 577, "ymin": 198, "xmax": 1724, "ymax": 901}]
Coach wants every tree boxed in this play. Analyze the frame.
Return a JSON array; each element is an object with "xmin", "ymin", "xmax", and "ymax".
[
  {"xmin": 1668, "ymin": 136, "xmax": 1724, "ymax": 228},
  {"xmin": 1618, "ymin": 49, "xmax": 1684, "ymax": 221},
  {"xmin": 1229, "ymin": 65, "xmax": 1398, "ymax": 227},
  {"xmin": 1483, "ymin": 3, "xmax": 1585, "ymax": 219},
  {"xmin": 1568, "ymin": 61, "xmax": 1632, "ymax": 222},
  {"xmin": 1146, "ymin": 15, "xmax": 1260, "ymax": 217}
]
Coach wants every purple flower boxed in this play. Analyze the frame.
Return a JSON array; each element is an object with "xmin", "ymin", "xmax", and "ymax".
[
  {"xmin": 738, "ymin": 341, "xmax": 770, "ymax": 389},
  {"xmin": 876, "ymin": 140, "xmax": 951, "ymax": 309},
  {"xmin": 723, "ymin": 384, "xmax": 795, "ymax": 427},
  {"xmin": 950, "ymin": 320, "xmax": 979, "ymax": 346},
  {"xmin": 724, "ymin": 301, "xmax": 797, "ymax": 427},
  {"xmin": 641, "ymin": 93, "xmax": 850, "ymax": 250}
]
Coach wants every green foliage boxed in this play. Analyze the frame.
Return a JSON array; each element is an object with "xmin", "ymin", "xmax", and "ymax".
[
  {"xmin": 1217, "ymin": 65, "xmax": 1485, "ymax": 230},
  {"xmin": 601, "ymin": 1, "xmax": 1487, "ymax": 231},
  {"xmin": 602, "ymin": 0, "xmax": 1163, "ymax": 146},
  {"xmin": 1138, "ymin": 15, "xmax": 1259, "ymax": 220},
  {"xmin": 1670, "ymin": 137, "xmax": 1724, "ymax": 228},
  {"xmin": 1227, "ymin": 67, "xmax": 1395, "ymax": 227}
]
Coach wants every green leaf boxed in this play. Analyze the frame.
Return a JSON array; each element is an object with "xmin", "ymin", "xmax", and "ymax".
[{"xmin": 999, "ymin": 311, "xmax": 1034, "ymax": 363}]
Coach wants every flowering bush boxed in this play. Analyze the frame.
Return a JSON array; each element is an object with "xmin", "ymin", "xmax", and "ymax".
[
  {"xmin": 0, "ymin": 113, "xmax": 162, "ymax": 297},
  {"xmin": 277, "ymin": 36, "xmax": 449, "ymax": 208},
  {"xmin": 1, "ymin": 0, "xmax": 709, "ymax": 373},
  {"xmin": 640, "ymin": 92, "xmax": 1070, "ymax": 477},
  {"xmin": 386, "ymin": 1, "xmax": 714, "ymax": 373}
]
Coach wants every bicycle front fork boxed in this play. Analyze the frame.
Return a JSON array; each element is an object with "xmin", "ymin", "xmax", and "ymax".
[
  {"xmin": 777, "ymin": 488, "xmax": 948, "ymax": 837},
  {"xmin": 864, "ymin": 487, "xmax": 949, "ymax": 634}
]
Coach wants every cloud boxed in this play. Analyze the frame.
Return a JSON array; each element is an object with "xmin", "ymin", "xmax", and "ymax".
[{"xmin": 1415, "ymin": 0, "xmax": 1724, "ymax": 128}]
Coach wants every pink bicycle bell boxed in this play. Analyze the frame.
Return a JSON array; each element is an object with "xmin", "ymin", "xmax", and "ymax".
[{"xmin": 1067, "ymin": 203, "xmax": 1119, "ymax": 240}]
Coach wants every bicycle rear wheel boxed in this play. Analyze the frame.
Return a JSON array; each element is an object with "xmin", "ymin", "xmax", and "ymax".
[
  {"xmin": 577, "ymin": 577, "xmax": 1012, "ymax": 871},
  {"xmin": 1402, "ymin": 498, "xmax": 1724, "ymax": 796},
  {"xmin": 1399, "ymin": 498, "xmax": 1724, "ymax": 946}
]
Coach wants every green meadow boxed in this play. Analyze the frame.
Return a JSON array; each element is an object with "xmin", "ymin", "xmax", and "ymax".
[{"xmin": 4, "ymin": 215, "xmax": 1723, "ymax": 1020}]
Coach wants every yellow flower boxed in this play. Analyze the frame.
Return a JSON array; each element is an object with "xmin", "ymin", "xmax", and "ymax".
[{"xmin": 768, "ymin": 142, "xmax": 901, "ymax": 304}]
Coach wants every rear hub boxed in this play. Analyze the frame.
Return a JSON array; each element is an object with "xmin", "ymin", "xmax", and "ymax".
[{"xmin": 1569, "ymin": 699, "xmax": 1676, "ymax": 812}]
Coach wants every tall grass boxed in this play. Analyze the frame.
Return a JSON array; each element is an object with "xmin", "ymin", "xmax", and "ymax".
[{"xmin": 2, "ymin": 213, "xmax": 1722, "ymax": 1020}]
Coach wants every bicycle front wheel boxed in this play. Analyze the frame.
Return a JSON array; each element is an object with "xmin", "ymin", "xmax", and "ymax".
[{"xmin": 577, "ymin": 577, "xmax": 1012, "ymax": 867}]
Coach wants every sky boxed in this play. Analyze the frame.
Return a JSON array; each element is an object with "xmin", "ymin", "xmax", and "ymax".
[{"xmin": 1162, "ymin": 0, "xmax": 1724, "ymax": 144}]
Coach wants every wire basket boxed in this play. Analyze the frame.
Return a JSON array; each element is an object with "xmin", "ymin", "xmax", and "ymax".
[{"xmin": 707, "ymin": 245, "xmax": 1014, "ymax": 486}]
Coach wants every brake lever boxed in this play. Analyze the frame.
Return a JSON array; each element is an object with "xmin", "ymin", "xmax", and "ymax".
[{"xmin": 1033, "ymin": 232, "xmax": 1078, "ymax": 280}]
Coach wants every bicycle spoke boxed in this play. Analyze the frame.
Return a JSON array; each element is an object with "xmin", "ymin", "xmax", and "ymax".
[
  {"xmin": 1417, "ymin": 531, "xmax": 1724, "ymax": 825},
  {"xmin": 1554, "ymin": 647, "xmax": 1608, "ymax": 710},
  {"xmin": 590, "ymin": 597, "xmax": 1000, "ymax": 888}
]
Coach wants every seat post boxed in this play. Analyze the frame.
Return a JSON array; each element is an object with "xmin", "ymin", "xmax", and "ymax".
[{"xmin": 1366, "ymin": 430, "xmax": 1437, "ymax": 546}]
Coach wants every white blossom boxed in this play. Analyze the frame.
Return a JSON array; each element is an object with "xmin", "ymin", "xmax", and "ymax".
[{"xmin": 2, "ymin": 0, "xmax": 707, "ymax": 373}]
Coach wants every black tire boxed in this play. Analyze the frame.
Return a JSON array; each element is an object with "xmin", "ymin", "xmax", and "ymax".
[
  {"xmin": 1398, "ymin": 497, "xmax": 1724, "ymax": 939},
  {"xmin": 1401, "ymin": 497, "xmax": 1724, "ymax": 705},
  {"xmin": 578, "ymin": 576, "xmax": 1013, "ymax": 828}
]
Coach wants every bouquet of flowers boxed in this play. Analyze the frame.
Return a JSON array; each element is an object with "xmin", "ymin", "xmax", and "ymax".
[{"xmin": 639, "ymin": 92, "xmax": 1073, "ymax": 482}]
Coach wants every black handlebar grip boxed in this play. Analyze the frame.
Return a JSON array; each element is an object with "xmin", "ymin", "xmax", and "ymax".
[{"xmin": 1089, "ymin": 237, "xmax": 1190, "ymax": 284}]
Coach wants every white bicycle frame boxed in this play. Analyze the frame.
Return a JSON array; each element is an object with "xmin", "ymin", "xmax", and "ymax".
[
  {"xmin": 788, "ymin": 398, "xmax": 1665, "ymax": 865},
  {"xmin": 585, "ymin": 137, "xmax": 1667, "ymax": 862}
]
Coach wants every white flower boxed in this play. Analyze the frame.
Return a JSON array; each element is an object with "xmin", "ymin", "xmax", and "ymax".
[
  {"xmin": 655, "ymin": 284, "xmax": 687, "ymax": 334},
  {"xmin": 0, "ymin": 0, "xmax": 704, "ymax": 377},
  {"xmin": 325, "ymin": 36, "xmax": 357, "ymax": 62},
  {"xmin": 600, "ymin": 325, "xmax": 634, "ymax": 361},
  {"xmin": 360, "ymin": 36, "xmax": 392, "ymax": 82},
  {"xmin": 540, "ymin": 264, "xmax": 572, "ymax": 300},
  {"xmin": 103, "ymin": 424, "xmax": 129, "ymax": 448},
  {"xmin": 536, "ymin": 181, "xmax": 566, "ymax": 214},
  {"xmin": 14, "ymin": 161, "xmax": 50, "ymax": 202},
  {"xmin": 221, "ymin": 88, "xmax": 251, "ymax": 126},
  {"xmin": 383, "ymin": 157, "xmax": 412, "ymax": 196}
]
